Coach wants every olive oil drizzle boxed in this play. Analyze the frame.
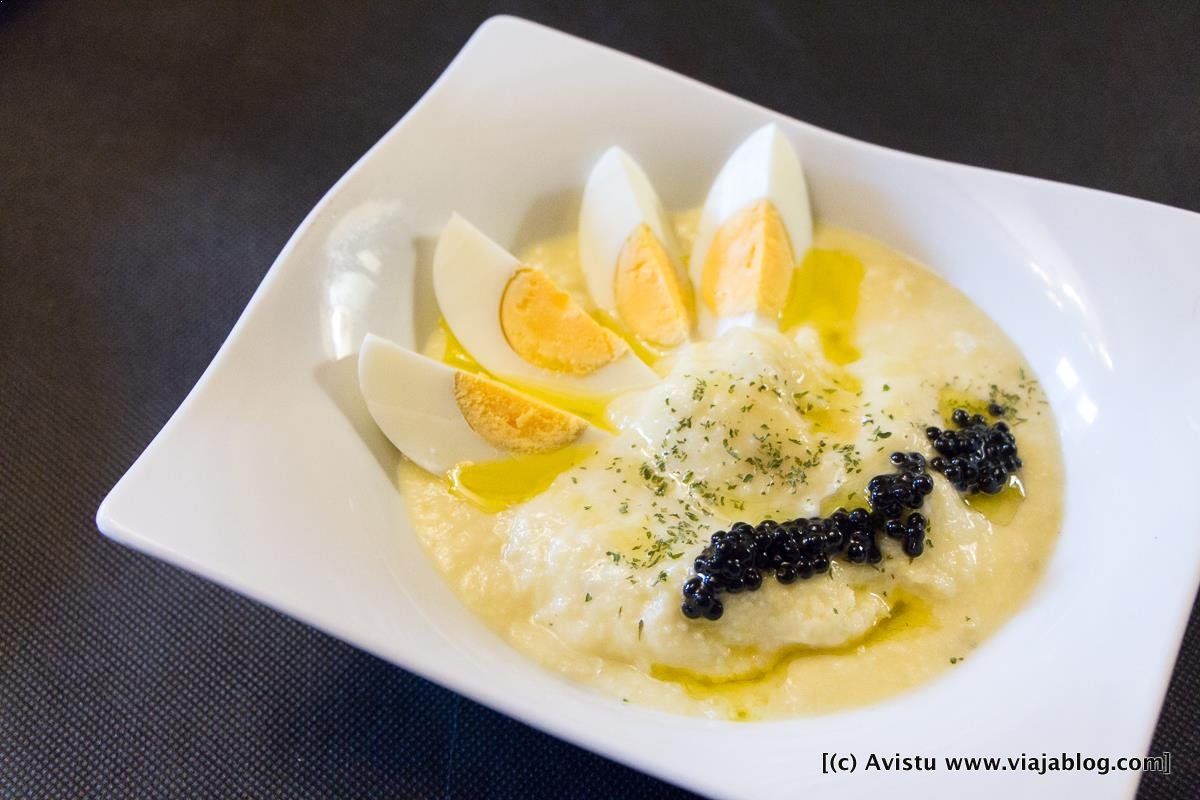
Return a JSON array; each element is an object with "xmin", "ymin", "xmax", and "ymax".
[
  {"xmin": 781, "ymin": 248, "xmax": 866, "ymax": 365},
  {"xmin": 449, "ymin": 445, "xmax": 598, "ymax": 513},
  {"xmin": 436, "ymin": 318, "xmax": 611, "ymax": 512},
  {"xmin": 439, "ymin": 318, "xmax": 616, "ymax": 433},
  {"xmin": 651, "ymin": 591, "xmax": 934, "ymax": 719}
]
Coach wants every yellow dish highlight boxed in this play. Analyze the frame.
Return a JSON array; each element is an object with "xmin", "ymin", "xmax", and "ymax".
[
  {"xmin": 781, "ymin": 248, "xmax": 865, "ymax": 365},
  {"xmin": 449, "ymin": 444, "xmax": 597, "ymax": 513}
]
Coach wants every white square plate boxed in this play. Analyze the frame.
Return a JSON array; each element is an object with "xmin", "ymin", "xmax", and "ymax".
[{"xmin": 98, "ymin": 16, "xmax": 1200, "ymax": 799}]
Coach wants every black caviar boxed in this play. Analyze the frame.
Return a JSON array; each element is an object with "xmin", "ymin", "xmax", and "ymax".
[
  {"xmin": 888, "ymin": 511, "xmax": 927, "ymax": 557},
  {"xmin": 866, "ymin": 451, "xmax": 935, "ymax": 520},
  {"xmin": 926, "ymin": 408, "xmax": 1021, "ymax": 494},
  {"xmin": 681, "ymin": 452, "xmax": 934, "ymax": 621},
  {"xmin": 679, "ymin": 399, "xmax": 1026, "ymax": 621}
]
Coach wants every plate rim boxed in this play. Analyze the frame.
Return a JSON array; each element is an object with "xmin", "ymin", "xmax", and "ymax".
[{"xmin": 96, "ymin": 14, "xmax": 1200, "ymax": 800}]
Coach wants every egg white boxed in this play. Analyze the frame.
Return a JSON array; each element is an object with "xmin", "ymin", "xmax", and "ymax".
[
  {"xmin": 688, "ymin": 124, "xmax": 813, "ymax": 337},
  {"xmin": 433, "ymin": 213, "xmax": 659, "ymax": 396},
  {"xmin": 577, "ymin": 146, "xmax": 685, "ymax": 315},
  {"xmin": 358, "ymin": 334, "xmax": 505, "ymax": 473}
]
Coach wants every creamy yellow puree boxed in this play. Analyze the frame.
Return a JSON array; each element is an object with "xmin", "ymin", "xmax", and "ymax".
[{"xmin": 400, "ymin": 219, "xmax": 1063, "ymax": 720}]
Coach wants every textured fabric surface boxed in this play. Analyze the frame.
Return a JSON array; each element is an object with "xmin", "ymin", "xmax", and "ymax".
[{"xmin": 1, "ymin": 1, "xmax": 1197, "ymax": 797}]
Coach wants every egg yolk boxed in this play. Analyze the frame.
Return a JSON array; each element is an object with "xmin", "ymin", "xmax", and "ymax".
[
  {"xmin": 453, "ymin": 370, "xmax": 586, "ymax": 453},
  {"xmin": 614, "ymin": 223, "xmax": 691, "ymax": 347},
  {"xmin": 500, "ymin": 267, "xmax": 628, "ymax": 375},
  {"xmin": 699, "ymin": 199, "xmax": 795, "ymax": 320}
]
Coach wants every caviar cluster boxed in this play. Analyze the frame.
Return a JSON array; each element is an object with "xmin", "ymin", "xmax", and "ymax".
[
  {"xmin": 681, "ymin": 452, "xmax": 934, "ymax": 621},
  {"xmin": 926, "ymin": 408, "xmax": 1021, "ymax": 494},
  {"xmin": 866, "ymin": 451, "xmax": 934, "ymax": 520}
]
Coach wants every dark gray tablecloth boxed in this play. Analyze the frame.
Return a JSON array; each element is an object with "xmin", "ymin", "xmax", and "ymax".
[{"xmin": 2, "ymin": 2, "xmax": 1197, "ymax": 797}]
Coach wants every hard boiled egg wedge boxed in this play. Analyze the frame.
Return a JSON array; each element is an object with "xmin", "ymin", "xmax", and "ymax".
[
  {"xmin": 688, "ymin": 124, "xmax": 813, "ymax": 337},
  {"xmin": 578, "ymin": 147, "xmax": 692, "ymax": 349},
  {"xmin": 433, "ymin": 214, "xmax": 659, "ymax": 397},
  {"xmin": 358, "ymin": 334, "xmax": 604, "ymax": 475}
]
